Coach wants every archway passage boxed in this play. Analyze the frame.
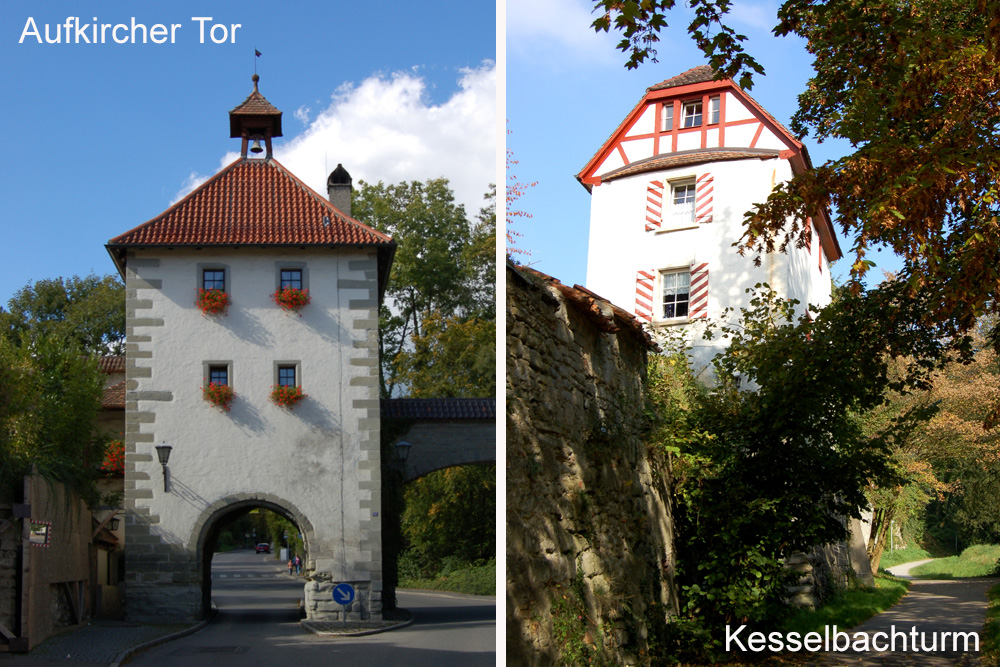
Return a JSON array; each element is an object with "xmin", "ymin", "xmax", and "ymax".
[{"xmin": 193, "ymin": 497, "xmax": 315, "ymax": 619}]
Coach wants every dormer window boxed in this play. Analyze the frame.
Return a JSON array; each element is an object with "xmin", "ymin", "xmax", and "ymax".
[
  {"xmin": 682, "ymin": 100, "xmax": 702, "ymax": 128},
  {"xmin": 662, "ymin": 104, "xmax": 674, "ymax": 131},
  {"xmin": 709, "ymin": 95, "xmax": 721, "ymax": 125}
]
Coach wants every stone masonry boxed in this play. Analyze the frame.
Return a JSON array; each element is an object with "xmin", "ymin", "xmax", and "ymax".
[{"xmin": 506, "ymin": 263, "xmax": 677, "ymax": 666}]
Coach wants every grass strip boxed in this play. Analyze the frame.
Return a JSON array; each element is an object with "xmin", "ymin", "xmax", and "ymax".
[
  {"xmin": 399, "ymin": 560, "xmax": 496, "ymax": 596},
  {"xmin": 878, "ymin": 547, "xmax": 933, "ymax": 570},
  {"xmin": 908, "ymin": 544, "xmax": 1000, "ymax": 579},
  {"xmin": 982, "ymin": 582, "xmax": 1000, "ymax": 666},
  {"xmin": 781, "ymin": 572, "xmax": 910, "ymax": 637}
]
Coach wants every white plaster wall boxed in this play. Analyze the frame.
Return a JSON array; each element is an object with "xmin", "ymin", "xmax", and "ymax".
[
  {"xmin": 622, "ymin": 137, "xmax": 654, "ymax": 162},
  {"xmin": 725, "ymin": 92, "xmax": 755, "ymax": 122},
  {"xmin": 627, "ymin": 106, "xmax": 655, "ymax": 137},
  {"xmin": 727, "ymin": 123, "xmax": 759, "ymax": 147},
  {"xmin": 129, "ymin": 247, "xmax": 378, "ymax": 580},
  {"xmin": 586, "ymin": 156, "xmax": 832, "ymax": 374}
]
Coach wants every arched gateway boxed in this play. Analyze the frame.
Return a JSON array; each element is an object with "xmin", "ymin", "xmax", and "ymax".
[{"xmin": 105, "ymin": 75, "xmax": 395, "ymax": 622}]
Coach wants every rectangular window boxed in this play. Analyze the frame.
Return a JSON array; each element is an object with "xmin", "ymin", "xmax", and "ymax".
[
  {"xmin": 278, "ymin": 365, "xmax": 296, "ymax": 387},
  {"xmin": 203, "ymin": 269, "xmax": 225, "ymax": 291},
  {"xmin": 661, "ymin": 271, "xmax": 691, "ymax": 319},
  {"xmin": 682, "ymin": 100, "xmax": 702, "ymax": 128},
  {"xmin": 668, "ymin": 182, "xmax": 697, "ymax": 226},
  {"xmin": 208, "ymin": 365, "xmax": 229, "ymax": 386},
  {"xmin": 709, "ymin": 95, "xmax": 720, "ymax": 125},
  {"xmin": 280, "ymin": 269, "xmax": 303, "ymax": 290},
  {"xmin": 662, "ymin": 104, "xmax": 674, "ymax": 131}
]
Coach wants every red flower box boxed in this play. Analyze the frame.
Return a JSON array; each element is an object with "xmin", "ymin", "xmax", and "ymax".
[
  {"xmin": 203, "ymin": 382, "xmax": 235, "ymax": 411},
  {"xmin": 272, "ymin": 287, "xmax": 311, "ymax": 313},
  {"xmin": 197, "ymin": 288, "xmax": 230, "ymax": 315},
  {"xmin": 270, "ymin": 384, "xmax": 306, "ymax": 409}
]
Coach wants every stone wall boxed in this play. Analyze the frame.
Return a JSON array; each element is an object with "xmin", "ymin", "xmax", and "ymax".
[
  {"xmin": 506, "ymin": 264, "xmax": 677, "ymax": 666},
  {"xmin": 0, "ymin": 505, "xmax": 16, "ymax": 643}
]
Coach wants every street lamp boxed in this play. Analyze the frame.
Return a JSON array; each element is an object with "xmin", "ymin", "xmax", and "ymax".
[
  {"xmin": 395, "ymin": 440, "xmax": 412, "ymax": 462},
  {"xmin": 155, "ymin": 444, "xmax": 172, "ymax": 492}
]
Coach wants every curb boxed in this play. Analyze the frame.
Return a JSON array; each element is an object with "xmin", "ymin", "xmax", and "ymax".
[
  {"xmin": 108, "ymin": 605, "xmax": 217, "ymax": 667},
  {"xmin": 301, "ymin": 609, "xmax": 414, "ymax": 637}
]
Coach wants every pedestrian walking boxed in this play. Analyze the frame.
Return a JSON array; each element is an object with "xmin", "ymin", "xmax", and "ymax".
[
  {"xmin": 294, "ymin": 555, "xmax": 301, "ymax": 575},
  {"xmin": 288, "ymin": 558, "xmax": 293, "ymax": 575}
]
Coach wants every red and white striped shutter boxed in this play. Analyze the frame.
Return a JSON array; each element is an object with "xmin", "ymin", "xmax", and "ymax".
[
  {"xmin": 635, "ymin": 270, "xmax": 655, "ymax": 323},
  {"xmin": 695, "ymin": 173, "xmax": 714, "ymax": 224},
  {"xmin": 646, "ymin": 181, "xmax": 664, "ymax": 231},
  {"xmin": 689, "ymin": 263, "xmax": 709, "ymax": 319}
]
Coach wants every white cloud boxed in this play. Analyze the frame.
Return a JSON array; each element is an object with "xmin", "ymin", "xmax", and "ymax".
[
  {"xmin": 294, "ymin": 105, "xmax": 312, "ymax": 125},
  {"xmin": 173, "ymin": 63, "xmax": 496, "ymax": 218},
  {"xmin": 507, "ymin": 0, "xmax": 618, "ymax": 68}
]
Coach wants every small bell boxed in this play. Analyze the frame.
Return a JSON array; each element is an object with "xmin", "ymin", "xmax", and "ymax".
[{"xmin": 250, "ymin": 138, "xmax": 263, "ymax": 154}]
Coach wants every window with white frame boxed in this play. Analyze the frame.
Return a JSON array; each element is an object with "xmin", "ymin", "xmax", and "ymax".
[
  {"xmin": 662, "ymin": 104, "xmax": 674, "ymax": 131},
  {"xmin": 682, "ymin": 100, "xmax": 702, "ymax": 128},
  {"xmin": 660, "ymin": 270, "xmax": 691, "ymax": 319},
  {"xmin": 709, "ymin": 95, "xmax": 720, "ymax": 124},
  {"xmin": 668, "ymin": 181, "xmax": 697, "ymax": 227}
]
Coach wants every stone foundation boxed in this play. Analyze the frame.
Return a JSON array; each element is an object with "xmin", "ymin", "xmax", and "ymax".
[{"xmin": 303, "ymin": 575, "xmax": 380, "ymax": 622}]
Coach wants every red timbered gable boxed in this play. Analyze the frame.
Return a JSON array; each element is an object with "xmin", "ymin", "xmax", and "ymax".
[{"xmin": 578, "ymin": 65, "xmax": 841, "ymax": 264}]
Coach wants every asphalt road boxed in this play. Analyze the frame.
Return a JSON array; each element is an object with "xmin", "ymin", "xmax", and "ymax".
[{"xmin": 127, "ymin": 550, "xmax": 496, "ymax": 666}]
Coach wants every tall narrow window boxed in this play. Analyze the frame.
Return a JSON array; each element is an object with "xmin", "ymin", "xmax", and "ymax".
[
  {"xmin": 682, "ymin": 100, "xmax": 702, "ymax": 128},
  {"xmin": 662, "ymin": 104, "xmax": 674, "ymax": 131},
  {"xmin": 278, "ymin": 365, "xmax": 297, "ymax": 387},
  {"xmin": 203, "ymin": 269, "xmax": 225, "ymax": 291},
  {"xmin": 280, "ymin": 269, "xmax": 303, "ymax": 290},
  {"xmin": 669, "ymin": 182, "xmax": 697, "ymax": 226},
  {"xmin": 709, "ymin": 95, "xmax": 721, "ymax": 124},
  {"xmin": 661, "ymin": 271, "xmax": 691, "ymax": 319}
]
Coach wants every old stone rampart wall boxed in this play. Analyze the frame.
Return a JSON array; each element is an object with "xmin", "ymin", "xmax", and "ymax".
[{"xmin": 506, "ymin": 263, "xmax": 677, "ymax": 666}]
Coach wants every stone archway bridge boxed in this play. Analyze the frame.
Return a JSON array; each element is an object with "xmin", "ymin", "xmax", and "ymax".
[{"xmin": 381, "ymin": 398, "xmax": 495, "ymax": 482}]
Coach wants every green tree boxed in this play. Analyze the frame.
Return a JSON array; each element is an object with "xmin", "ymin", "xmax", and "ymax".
[
  {"xmin": 1, "ymin": 274, "xmax": 125, "ymax": 355},
  {"xmin": 651, "ymin": 282, "xmax": 960, "ymax": 656},
  {"xmin": 0, "ymin": 334, "xmax": 104, "ymax": 502},
  {"xmin": 352, "ymin": 179, "xmax": 476, "ymax": 398},
  {"xmin": 401, "ymin": 464, "xmax": 496, "ymax": 575},
  {"xmin": 394, "ymin": 312, "xmax": 495, "ymax": 399}
]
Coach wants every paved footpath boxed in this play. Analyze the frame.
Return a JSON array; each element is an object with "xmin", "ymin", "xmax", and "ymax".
[
  {"xmin": 0, "ymin": 620, "xmax": 205, "ymax": 667},
  {"xmin": 820, "ymin": 559, "xmax": 995, "ymax": 666}
]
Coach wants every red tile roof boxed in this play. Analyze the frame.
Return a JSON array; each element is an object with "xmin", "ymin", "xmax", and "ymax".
[
  {"xmin": 108, "ymin": 158, "xmax": 392, "ymax": 248},
  {"xmin": 648, "ymin": 65, "xmax": 719, "ymax": 91},
  {"xmin": 510, "ymin": 262, "xmax": 659, "ymax": 351},
  {"xmin": 99, "ymin": 356, "xmax": 125, "ymax": 373},
  {"xmin": 600, "ymin": 148, "xmax": 780, "ymax": 181},
  {"xmin": 102, "ymin": 380, "xmax": 126, "ymax": 409}
]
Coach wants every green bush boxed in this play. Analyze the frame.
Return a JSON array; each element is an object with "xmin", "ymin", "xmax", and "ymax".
[{"xmin": 398, "ymin": 557, "xmax": 495, "ymax": 596}]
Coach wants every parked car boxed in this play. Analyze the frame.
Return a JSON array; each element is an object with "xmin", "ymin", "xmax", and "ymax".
[{"xmin": 255, "ymin": 543, "xmax": 270, "ymax": 553}]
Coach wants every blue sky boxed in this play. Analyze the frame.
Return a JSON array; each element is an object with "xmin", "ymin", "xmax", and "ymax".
[
  {"xmin": 507, "ymin": 0, "xmax": 902, "ymax": 292},
  {"xmin": 1, "ymin": 0, "xmax": 497, "ymax": 306}
]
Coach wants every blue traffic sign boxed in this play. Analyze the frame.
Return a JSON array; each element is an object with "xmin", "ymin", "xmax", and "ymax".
[{"xmin": 332, "ymin": 582, "xmax": 356, "ymax": 606}]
